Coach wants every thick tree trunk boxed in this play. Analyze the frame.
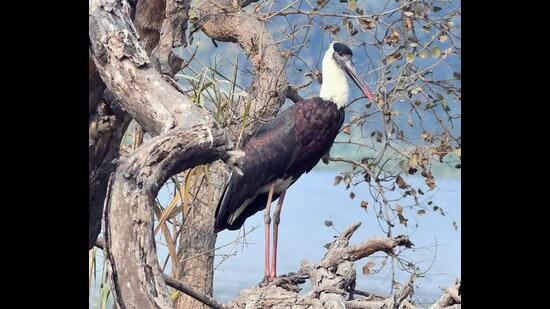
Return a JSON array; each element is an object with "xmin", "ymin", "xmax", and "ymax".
[
  {"xmin": 175, "ymin": 162, "xmax": 229, "ymax": 309},
  {"xmin": 89, "ymin": 1, "xmax": 241, "ymax": 307}
]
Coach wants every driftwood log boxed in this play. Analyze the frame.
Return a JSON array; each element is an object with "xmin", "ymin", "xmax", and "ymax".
[{"xmin": 225, "ymin": 222, "xmax": 460, "ymax": 309}]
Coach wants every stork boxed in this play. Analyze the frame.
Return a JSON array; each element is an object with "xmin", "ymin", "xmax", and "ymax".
[{"xmin": 214, "ymin": 42, "xmax": 374, "ymax": 282}]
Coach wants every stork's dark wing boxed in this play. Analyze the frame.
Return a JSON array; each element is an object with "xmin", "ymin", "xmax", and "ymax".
[{"xmin": 214, "ymin": 106, "xmax": 299, "ymax": 232}]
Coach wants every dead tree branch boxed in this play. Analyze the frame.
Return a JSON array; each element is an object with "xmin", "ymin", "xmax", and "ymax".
[
  {"xmin": 227, "ymin": 222, "xmax": 420, "ymax": 309},
  {"xmin": 151, "ymin": 0, "xmax": 190, "ymax": 75},
  {"xmin": 196, "ymin": 0, "xmax": 289, "ymax": 126},
  {"xmin": 429, "ymin": 280, "xmax": 461, "ymax": 309},
  {"xmin": 90, "ymin": 0, "xmax": 203, "ymax": 136},
  {"xmin": 104, "ymin": 124, "xmax": 237, "ymax": 309}
]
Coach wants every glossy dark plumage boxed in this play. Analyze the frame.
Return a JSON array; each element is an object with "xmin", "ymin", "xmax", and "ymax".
[{"xmin": 214, "ymin": 97, "xmax": 345, "ymax": 232}]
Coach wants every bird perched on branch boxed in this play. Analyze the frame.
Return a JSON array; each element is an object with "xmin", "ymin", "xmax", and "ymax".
[{"xmin": 215, "ymin": 42, "xmax": 374, "ymax": 282}]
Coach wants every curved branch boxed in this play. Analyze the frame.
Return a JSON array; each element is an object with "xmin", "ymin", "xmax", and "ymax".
[
  {"xmin": 104, "ymin": 124, "xmax": 234, "ymax": 308},
  {"xmin": 229, "ymin": 223, "xmax": 419, "ymax": 309},
  {"xmin": 196, "ymin": 0, "xmax": 289, "ymax": 127},
  {"xmin": 89, "ymin": 0, "xmax": 206, "ymax": 136}
]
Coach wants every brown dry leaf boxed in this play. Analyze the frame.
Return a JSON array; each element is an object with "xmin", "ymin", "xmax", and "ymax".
[
  {"xmin": 343, "ymin": 125, "xmax": 351, "ymax": 135},
  {"xmin": 383, "ymin": 51, "xmax": 402, "ymax": 65},
  {"xmin": 334, "ymin": 176, "xmax": 343, "ymax": 185},
  {"xmin": 420, "ymin": 157, "xmax": 429, "ymax": 167},
  {"xmin": 396, "ymin": 175, "xmax": 409, "ymax": 189},
  {"xmin": 421, "ymin": 131, "xmax": 430, "ymax": 141},
  {"xmin": 417, "ymin": 209, "xmax": 426, "ymax": 216},
  {"xmin": 396, "ymin": 205, "xmax": 408, "ymax": 226},
  {"xmin": 362, "ymin": 261, "xmax": 376, "ymax": 275},
  {"xmin": 360, "ymin": 200, "xmax": 369, "ymax": 210},
  {"xmin": 386, "ymin": 30, "xmax": 400, "ymax": 45},
  {"xmin": 280, "ymin": 50, "xmax": 292, "ymax": 59},
  {"xmin": 362, "ymin": 264, "xmax": 370, "ymax": 275},
  {"xmin": 399, "ymin": 130, "xmax": 405, "ymax": 140},
  {"xmin": 425, "ymin": 177, "xmax": 436, "ymax": 191},
  {"xmin": 375, "ymin": 131, "xmax": 383, "ymax": 143},
  {"xmin": 324, "ymin": 24, "xmax": 340, "ymax": 34},
  {"xmin": 358, "ymin": 17, "xmax": 376, "ymax": 30},
  {"xmin": 344, "ymin": 174, "xmax": 352, "ymax": 186},
  {"xmin": 396, "ymin": 205, "xmax": 403, "ymax": 215},
  {"xmin": 405, "ymin": 17, "xmax": 413, "ymax": 30}
]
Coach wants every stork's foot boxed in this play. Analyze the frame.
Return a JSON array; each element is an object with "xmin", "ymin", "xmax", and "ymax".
[{"xmin": 259, "ymin": 275, "xmax": 277, "ymax": 286}]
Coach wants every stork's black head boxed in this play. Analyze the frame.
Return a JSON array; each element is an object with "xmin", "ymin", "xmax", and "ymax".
[
  {"xmin": 329, "ymin": 42, "xmax": 373, "ymax": 101},
  {"xmin": 332, "ymin": 43, "xmax": 353, "ymax": 57}
]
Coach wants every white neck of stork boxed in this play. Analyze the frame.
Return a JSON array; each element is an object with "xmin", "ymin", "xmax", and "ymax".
[{"xmin": 319, "ymin": 43, "xmax": 349, "ymax": 108}]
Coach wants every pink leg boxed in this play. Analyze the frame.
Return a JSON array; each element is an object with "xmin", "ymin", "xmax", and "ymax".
[
  {"xmin": 263, "ymin": 183, "xmax": 275, "ymax": 280},
  {"xmin": 270, "ymin": 191, "xmax": 286, "ymax": 278}
]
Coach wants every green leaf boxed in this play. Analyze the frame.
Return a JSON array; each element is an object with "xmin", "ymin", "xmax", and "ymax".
[
  {"xmin": 432, "ymin": 46, "xmax": 441, "ymax": 58},
  {"xmin": 324, "ymin": 220, "xmax": 333, "ymax": 227},
  {"xmin": 409, "ymin": 153, "xmax": 418, "ymax": 168},
  {"xmin": 438, "ymin": 98, "xmax": 451, "ymax": 111},
  {"xmin": 433, "ymin": 6, "xmax": 442, "ymax": 12},
  {"xmin": 433, "ymin": 205, "xmax": 439, "ymax": 211},
  {"xmin": 406, "ymin": 52, "xmax": 415, "ymax": 63}
]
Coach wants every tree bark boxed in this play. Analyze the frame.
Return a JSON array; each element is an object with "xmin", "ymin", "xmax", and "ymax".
[
  {"xmin": 89, "ymin": 91, "xmax": 130, "ymax": 249},
  {"xmin": 89, "ymin": 0, "xmax": 240, "ymax": 307},
  {"xmin": 104, "ymin": 124, "xmax": 233, "ymax": 309},
  {"xmin": 226, "ymin": 222, "xmax": 420, "ymax": 309}
]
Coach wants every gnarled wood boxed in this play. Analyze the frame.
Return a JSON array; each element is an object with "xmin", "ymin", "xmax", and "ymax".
[
  {"xmin": 104, "ymin": 123, "xmax": 233, "ymax": 309},
  {"xmin": 151, "ymin": 0, "xmax": 190, "ymax": 75},
  {"xmin": 89, "ymin": 0, "xmax": 205, "ymax": 136},
  {"xmin": 226, "ymin": 223, "xmax": 425, "ymax": 309},
  {"xmin": 429, "ymin": 280, "xmax": 461, "ymax": 309},
  {"xmin": 196, "ymin": 0, "xmax": 288, "ymax": 124},
  {"xmin": 89, "ymin": 92, "xmax": 130, "ymax": 249},
  {"xmin": 89, "ymin": 0, "xmax": 238, "ymax": 307}
]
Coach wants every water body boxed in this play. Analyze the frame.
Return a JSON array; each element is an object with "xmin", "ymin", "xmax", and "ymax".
[{"xmin": 213, "ymin": 168, "xmax": 460, "ymax": 306}]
